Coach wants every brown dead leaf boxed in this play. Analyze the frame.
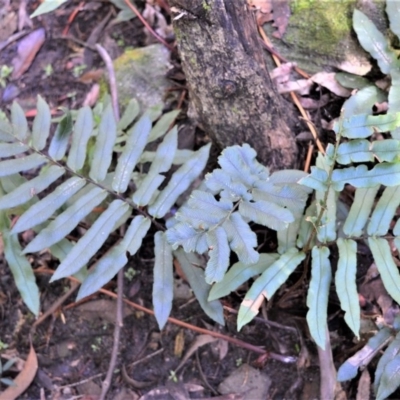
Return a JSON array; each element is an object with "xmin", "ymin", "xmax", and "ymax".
[
  {"xmin": 271, "ymin": 0, "xmax": 290, "ymax": 38},
  {"xmin": 175, "ymin": 334, "xmax": 218, "ymax": 372},
  {"xmin": 12, "ymin": 28, "xmax": 45, "ymax": 80},
  {"xmin": 76, "ymin": 299, "xmax": 133, "ymax": 324},
  {"xmin": 247, "ymin": 0, "xmax": 272, "ymax": 13},
  {"xmin": 299, "ymin": 94, "xmax": 330, "ymax": 110},
  {"xmin": 78, "ymin": 69, "xmax": 104, "ymax": 84},
  {"xmin": 0, "ymin": 345, "xmax": 38, "ymax": 400},
  {"xmin": 0, "ymin": 11, "xmax": 17, "ymax": 42},
  {"xmin": 174, "ymin": 329, "xmax": 185, "ymax": 358},
  {"xmin": 311, "ymin": 72, "xmax": 351, "ymax": 97}
]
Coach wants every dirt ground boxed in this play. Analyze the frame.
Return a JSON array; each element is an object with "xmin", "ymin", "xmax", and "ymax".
[{"xmin": 1, "ymin": 1, "xmax": 398, "ymax": 399}]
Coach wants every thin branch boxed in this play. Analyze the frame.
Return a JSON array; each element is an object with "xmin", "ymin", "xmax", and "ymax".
[
  {"xmin": 96, "ymin": 44, "xmax": 123, "ymax": 400},
  {"xmin": 36, "ymin": 270, "xmax": 297, "ymax": 362},
  {"xmin": 95, "ymin": 44, "xmax": 120, "ymax": 121},
  {"xmin": 99, "ymin": 269, "xmax": 124, "ymax": 400}
]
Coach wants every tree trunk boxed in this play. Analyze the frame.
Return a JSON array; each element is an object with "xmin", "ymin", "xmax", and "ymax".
[{"xmin": 170, "ymin": 0, "xmax": 298, "ymax": 170}]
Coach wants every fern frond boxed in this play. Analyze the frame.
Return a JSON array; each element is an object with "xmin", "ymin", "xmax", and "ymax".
[
  {"xmin": 307, "ymin": 246, "xmax": 331, "ymax": 349},
  {"xmin": 353, "ymin": 9, "xmax": 396, "ymax": 74},
  {"xmin": 343, "ymin": 186, "xmax": 379, "ymax": 236},
  {"xmin": 368, "ymin": 186, "xmax": 400, "ymax": 235},
  {"xmin": 237, "ymin": 249, "xmax": 305, "ymax": 330},
  {"xmin": 208, "ymin": 253, "xmax": 279, "ymax": 301},
  {"xmin": 369, "ymin": 237, "xmax": 400, "ymax": 304},
  {"xmin": 153, "ymin": 231, "xmax": 174, "ymax": 329},
  {"xmin": 336, "ymin": 238, "xmax": 360, "ymax": 338},
  {"xmin": 174, "ymin": 249, "xmax": 225, "ymax": 325},
  {"xmin": 89, "ymin": 104, "xmax": 117, "ymax": 182},
  {"xmin": 205, "ymin": 226, "xmax": 230, "ymax": 284},
  {"xmin": 0, "ymin": 95, "xmax": 215, "ymax": 323},
  {"xmin": 66, "ymin": 106, "xmax": 93, "ymax": 171}
]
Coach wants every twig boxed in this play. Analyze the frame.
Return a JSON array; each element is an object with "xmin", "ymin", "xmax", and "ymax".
[
  {"xmin": 96, "ymin": 44, "xmax": 123, "ymax": 400},
  {"xmin": 304, "ymin": 142, "xmax": 314, "ymax": 172},
  {"xmin": 95, "ymin": 43, "xmax": 120, "ymax": 121},
  {"xmin": 59, "ymin": 372, "xmax": 104, "ymax": 389},
  {"xmin": 195, "ymin": 350, "xmax": 218, "ymax": 395},
  {"xmin": 36, "ymin": 269, "xmax": 297, "ymax": 362},
  {"xmin": 130, "ymin": 348, "xmax": 164, "ymax": 366},
  {"xmin": 99, "ymin": 269, "xmax": 124, "ymax": 400},
  {"xmin": 0, "ymin": 30, "xmax": 29, "ymax": 52},
  {"xmin": 31, "ymin": 280, "xmax": 80, "ymax": 330}
]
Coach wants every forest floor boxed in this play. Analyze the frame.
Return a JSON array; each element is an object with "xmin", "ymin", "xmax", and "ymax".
[{"xmin": 0, "ymin": 1, "xmax": 392, "ymax": 399}]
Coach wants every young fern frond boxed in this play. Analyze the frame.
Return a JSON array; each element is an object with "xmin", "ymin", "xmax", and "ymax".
[
  {"xmin": 166, "ymin": 144, "xmax": 312, "ymax": 286},
  {"xmin": 0, "ymin": 96, "xmax": 212, "ymax": 328}
]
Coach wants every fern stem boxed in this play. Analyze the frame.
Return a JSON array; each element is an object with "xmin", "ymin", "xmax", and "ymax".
[
  {"xmin": 303, "ymin": 125, "xmax": 343, "ymax": 253},
  {"xmin": 9, "ymin": 136, "xmax": 166, "ymax": 232}
]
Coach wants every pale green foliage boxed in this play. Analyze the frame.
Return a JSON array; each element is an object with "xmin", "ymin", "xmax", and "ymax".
[
  {"xmin": 0, "ymin": 96, "xmax": 214, "ymax": 329},
  {"xmin": 4, "ymin": 1, "xmax": 400, "ymax": 396}
]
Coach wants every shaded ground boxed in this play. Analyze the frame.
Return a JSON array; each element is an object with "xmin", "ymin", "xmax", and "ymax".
[{"xmin": 0, "ymin": 1, "xmax": 397, "ymax": 399}]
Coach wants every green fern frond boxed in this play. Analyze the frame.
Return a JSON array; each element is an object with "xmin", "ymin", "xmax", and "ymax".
[{"xmin": 0, "ymin": 96, "xmax": 211, "ymax": 324}]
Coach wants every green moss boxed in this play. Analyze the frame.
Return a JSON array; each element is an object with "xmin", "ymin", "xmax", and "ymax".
[
  {"xmin": 286, "ymin": 0, "xmax": 355, "ymax": 54},
  {"xmin": 202, "ymin": 1, "xmax": 211, "ymax": 11}
]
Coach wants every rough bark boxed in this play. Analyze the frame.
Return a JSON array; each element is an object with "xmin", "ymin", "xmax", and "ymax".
[{"xmin": 170, "ymin": 0, "xmax": 298, "ymax": 170}]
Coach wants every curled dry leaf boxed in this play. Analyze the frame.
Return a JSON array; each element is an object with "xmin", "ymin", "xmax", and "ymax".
[
  {"xmin": 0, "ymin": 345, "xmax": 38, "ymax": 400},
  {"xmin": 277, "ymin": 79, "xmax": 312, "ymax": 95},
  {"xmin": 11, "ymin": 28, "xmax": 45, "ymax": 80},
  {"xmin": 270, "ymin": 0, "xmax": 290, "ymax": 38},
  {"xmin": 299, "ymin": 94, "xmax": 330, "ymax": 110}
]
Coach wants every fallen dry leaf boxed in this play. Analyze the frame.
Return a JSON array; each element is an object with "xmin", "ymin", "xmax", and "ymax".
[
  {"xmin": 247, "ymin": 0, "xmax": 272, "ymax": 13},
  {"xmin": 12, "ymin": 28, "xmax": 45, "ymax": 80},
  {"xmin": 271, "ymin": 0, "xmax": 290, "ymax": 38},
  {"xmin": 311, "ymin": 72, "xmax": 351, "ymax": 97},
  {"xmin": 0, "ymin": 345, "xmax": 38, "ymax": 400},
  {"xmin": 175, "ymin": 334, "xmax": 218, "ymax": 372},
  {"xmin": 299, "ymin": 94, "xmax": 330, "ymax": 110}
]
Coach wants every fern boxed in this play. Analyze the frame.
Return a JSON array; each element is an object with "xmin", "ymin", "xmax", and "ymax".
[
  {"xmin": 4, "ymin": 1, "xmax": 400, "ymax": 397},
  {"xmin": 166, "ymin": 2, "xmax": 400, "ymax": 396},
  {"xmin": 0, "ymin": 97, "xmax": 214, "ymax": 329}
]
